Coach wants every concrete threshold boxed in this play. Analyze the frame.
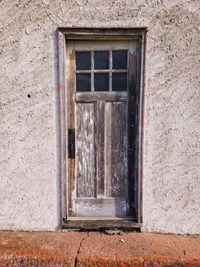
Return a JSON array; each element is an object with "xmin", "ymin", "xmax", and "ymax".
[{"xmin": 0, "ymin": 231, "xmax": 200, "ymax": 266}]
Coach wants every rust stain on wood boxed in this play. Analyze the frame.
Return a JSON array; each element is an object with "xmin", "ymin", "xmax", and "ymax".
[{"xmin": 69, "ymin": 52, "xmax": 75, "ymax": 60}]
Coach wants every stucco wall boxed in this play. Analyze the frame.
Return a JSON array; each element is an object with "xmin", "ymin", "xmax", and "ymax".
[{"xmin": 0, "ymin": 0, "xmax": 200, "ymax": 233}]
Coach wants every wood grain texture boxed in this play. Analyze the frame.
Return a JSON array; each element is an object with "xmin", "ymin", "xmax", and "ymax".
[
  {"xmin": 64, "ymin": 220, "xmax": 140, "ymax": 230},
  {"xmin": 75, "ymin": 197, "xmax": 127, "ymax": 217},
  {"xmin": 66, "ymin": 38, "xmax": 142, "ymax": 221},
  {"xmin": 96, "ymin": 101, "xmax": 105, "ymax": 197},
  {"xmin": 105, "ymin": 102, "xmax": 128, "ymax": 198},
  {"xmin": 75, "ymin": 91, "xmax": 127, "ymax": 102},
  {"xmin": 127, "ymin": 50, "xmax": 137, "ymax": 217},
  {"xmin": 76, "ymin": 103, "xmax": 96, "ymax": 198},
  {"xmin": 67, "ymin": 49, "xmax": 76, "ymax": 217},
  {"xmin": 58, "ymin": 31, "xmax": 68, "ymax": 221}
]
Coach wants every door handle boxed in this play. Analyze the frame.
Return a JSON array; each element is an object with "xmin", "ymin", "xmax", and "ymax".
[{"xmin": 68, "ymin": 129, "xmax": 75, "ymax": 159}]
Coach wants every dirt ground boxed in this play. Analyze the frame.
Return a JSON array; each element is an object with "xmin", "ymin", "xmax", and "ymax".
[{"xmin": 0, "ymin": 231, "xmax": 200, "ymax": 266}]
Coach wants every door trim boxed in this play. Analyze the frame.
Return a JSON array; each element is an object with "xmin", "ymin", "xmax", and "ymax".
[{"xmin": 58, "ymin": 27, "xmax": 146, "ymax": 229}]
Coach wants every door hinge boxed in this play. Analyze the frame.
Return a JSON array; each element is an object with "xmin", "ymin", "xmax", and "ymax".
[{"xmin": 68, "ymin": 129, "xmax": 75, "ymax": 159}]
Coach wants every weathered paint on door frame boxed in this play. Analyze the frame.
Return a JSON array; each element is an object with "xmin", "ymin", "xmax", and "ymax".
[{"xmin": 58, "ymin": 28, "xmax": 146, "ymax": 229}]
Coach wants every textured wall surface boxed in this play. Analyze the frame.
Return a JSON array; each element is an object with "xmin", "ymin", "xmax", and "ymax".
[{"xmin": 0, "ymin": 0, "xmax": 200, "ymax": 233}]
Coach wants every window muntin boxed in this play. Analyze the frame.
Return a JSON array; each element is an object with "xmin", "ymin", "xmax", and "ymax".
[{"xmin": 75, "ymin": 50, "xmax": 128, "ymax": 92}]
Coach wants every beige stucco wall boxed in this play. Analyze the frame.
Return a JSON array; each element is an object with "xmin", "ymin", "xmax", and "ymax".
[{"xmin": 0, "ymin": 0, "xmax": 200, "ymax": 233}]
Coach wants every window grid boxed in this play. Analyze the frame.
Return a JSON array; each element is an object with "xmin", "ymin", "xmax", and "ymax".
[{"xmin": 75, "ymin": 50, "xmax": 128, "ymax": 92}]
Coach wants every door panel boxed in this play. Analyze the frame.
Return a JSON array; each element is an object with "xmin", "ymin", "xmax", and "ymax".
[
  {"xmin": 105, "ymin": 102, "xmax": 128, "ymax": 198},
  {"xmin": 76, "ymin": 103, "xmax": 96, "ymax": 198},
  {"xmin": 74, "ymin": 98, "xmax": 128, "ymax": 217},
  {"xmin": 75, "ymin": 197, "xmax": 126, "ymax": 217}
]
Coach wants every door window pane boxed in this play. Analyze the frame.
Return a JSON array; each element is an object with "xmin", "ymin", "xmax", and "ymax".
[
  {"xmin": 112, "ymin": 73, "xmax": 127, "ymax": 91},
  {"xmin": 76, "ymin": 52, "xmax": 91, "ymax": 70},
  {"xmin": 112, "ymin": 50, "xmax": 127, "ymax": 69},
  {"xmin": 94, "ymin": 73, "xmax": 109, "ymax": 91},
  {"xmin": 76, "ymin": 74, "xmax": 91, "ymax": 91},
  {"xmin": 94, "ymin": 51, "xmax": 109, "ymax": 69}
]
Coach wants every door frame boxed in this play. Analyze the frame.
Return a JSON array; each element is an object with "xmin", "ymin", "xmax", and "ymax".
[{"xmin": 58, "ymin": 27, "xmax": 146, "ymax": 230}]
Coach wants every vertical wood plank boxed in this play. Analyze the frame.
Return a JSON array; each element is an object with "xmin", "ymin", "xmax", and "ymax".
[
  {"xmin": 67, "ymin": 48, "xmax": 75, "ymax": 217},
  {"xmin": 105, "ymin": 102, "xmax": 128, "ymax": 198},
  {"xmin": 137, "ymin": 34, "xmax": 146, "ymax": 223},
  {"xmin": 76, "ymin": 103, "xmax": 96, "ymax": 198},
  {"xmin": 96, "ymin": 101, "xmax": 105, "ymax": 197},
  {"xmin": 105, "ymin": 102, "xmax": 112, "ymax": 197},
  {"xmin": 58, "ymin": 31, "xmax": 67, "ymax": 221},
  {"xmin": 67, "ymin": 51, "xmax": 75, "ymax": 130},
  {"xmin": 128, "ymin": 49, "xmax": 137, "ymax": 216}
]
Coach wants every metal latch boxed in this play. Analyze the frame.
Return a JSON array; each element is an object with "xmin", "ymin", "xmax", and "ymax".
[{"xmin": 68, "ymin": 129, "xmax": 75, "ymax": 159}]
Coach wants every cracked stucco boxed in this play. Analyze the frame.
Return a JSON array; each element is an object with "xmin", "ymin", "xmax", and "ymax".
[{"xmin": 0, "ymin": 0, "xmax": 200, "ymax": 233}]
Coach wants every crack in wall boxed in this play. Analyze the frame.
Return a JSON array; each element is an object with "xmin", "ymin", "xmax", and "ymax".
[{"xmin": 74, "ymin": 232, "xmax": 89, "ymax": 267}]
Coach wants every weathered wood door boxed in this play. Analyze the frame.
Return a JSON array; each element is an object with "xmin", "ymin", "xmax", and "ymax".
[{"xmin": 66, "ymin": 40, "xmax": 137, "ymax": 220}]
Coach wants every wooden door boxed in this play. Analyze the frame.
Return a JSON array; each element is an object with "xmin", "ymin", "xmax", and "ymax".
[{"xmin": 66, "ymin": 40, "xmax": 137, "ymax": 220}]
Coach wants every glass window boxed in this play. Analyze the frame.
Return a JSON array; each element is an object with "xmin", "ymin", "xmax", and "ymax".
[
  {"xmin": 76, "ymin": 74, "xmax": 91, "ymax": 91},
  {"xmin": 76, "ymin": 52, "xmax": 91, "ymax": 70},
  {"xmin": 94, "ymin": 73, "xmax": 109, "ymax": 91},
  {"xmin": 112, "ymin": 50, "xmax": 127, "ymax": 69},
  {"xmin": 112, "ymin": 73, "xmax": 127, "ymax": 91},
  {"xmin": 94, "ymin": 51, "xmax": 109, "ymax": 70},
  {"xmin": 75, "ymin": 49, "xmax": 128, "ymax": 92}
]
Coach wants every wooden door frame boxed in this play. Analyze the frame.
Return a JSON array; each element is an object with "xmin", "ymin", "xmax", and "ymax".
[{"xmin": 58, "ymin": 27, "xmax": 146, "ymax": 230}]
